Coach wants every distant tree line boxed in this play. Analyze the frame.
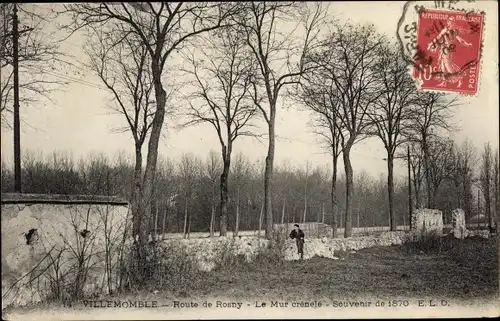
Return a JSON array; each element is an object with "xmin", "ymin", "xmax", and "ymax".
[{"xmin": 2, "ymin": 140, "xmax": 498, "ymax": 235}]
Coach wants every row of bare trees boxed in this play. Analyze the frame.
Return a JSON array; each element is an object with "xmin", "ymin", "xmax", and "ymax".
[
  {"xmin": 27, "ymin": 3, "xmax": 333, "ymax": 279},
  {"xmin": 66, "ymin": 3, "xmax": 463, "ymax": 241},
  {"xmin": 290, "ymin": 19, "xmax": 465, "ymax": 237},
  {"xmin": 2, "ymin": 140, "xmax": 498, "ymax": 230},
  {"xmin": 2, "ymin": 3, "xmax": 499, "ymax": 283}
]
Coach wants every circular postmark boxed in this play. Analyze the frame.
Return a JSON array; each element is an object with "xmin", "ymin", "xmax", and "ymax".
[{"xmin": 396, "ymin": 0, "xmax": 486, "ymax": 95}]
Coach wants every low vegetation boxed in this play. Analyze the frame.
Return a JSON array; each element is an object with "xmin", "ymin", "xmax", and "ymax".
[{"xmin": 199, "ymin": 235, "xmax": 498, "ymax": 301}]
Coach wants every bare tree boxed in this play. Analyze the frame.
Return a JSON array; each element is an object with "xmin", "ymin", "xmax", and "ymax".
[
  {"xmin": 182, "ymin": 25, "xmax": 257, "ymax": 236},
  {"xmin": 449, "ymin": 138, "xmax": 476, "ymax": 217},
  {"xmin": 63, "ymin": 2, "xmax": 239, "ymax": 279},
  {"xmin": 480, "ymin": 142, "xmax": 493, "ymax": 227},
  {"xmin": 204, "ymin": 150, "xmax": 222, "ymax": 236},
  {"xmin": 85, "ymin": 30, "xmax": 159, "ymax": 243},
  {"xmin": 354, "ymin": 170, "xmax": 374, "ymax": 229},
  {"xmin": 308, "ymin": 22, "xmax": 384, "ymax": 237},
  {"xmin": 401, "ymin": 143, "xmax": 426, "ymax": 210},
  {"xmin": 298, "ymin": 161, "xmax": 310, "ymax": 223},
  {"xmin": 1, "ymin": 3, "xmax": 69, "ymax": 128},
  {"xmin": 407, "ymin": 91, "xmax": 459, "ymax": 208},
  {"xmin": 231, "ymin": 152, "xmax": 251, "ymax": 236},
  {"xmin": 296, "ymin": 67, "xmax": 343, "ymax": 236},
  {"xmin": 153, "ymin": 156, "xmax": 177, "ymax": 240},
  {"xmin": 233, "ymin": 1, "xmax": 328, "ymax": 239},
  {"xmin": 368, "ymin": 41, "xmax": 416, "ymax": 231},
  {"xmin": 275, "ymin": 160, "xmax": 293, "ymax": 225},
  {"xmin": 426, "ymin": 137, "xmax": 457, "ymax": 208},
  {"xmin": 178, "ymin": 153, "xmax": 201, "ymax": 238}
]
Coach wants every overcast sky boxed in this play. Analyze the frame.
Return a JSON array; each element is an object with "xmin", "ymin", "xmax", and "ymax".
[{"xmin": 1, "ymin": 1, "xmax": 498, "ymax": 179}]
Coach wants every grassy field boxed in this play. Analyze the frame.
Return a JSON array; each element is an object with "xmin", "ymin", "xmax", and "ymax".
[
  {"xmin": 187, "ymin": 235, "xmax": 499, "ymax": 302},
  {"xmin": 4, "ymin": 235, "xmax": 498, "ymax": 320}
]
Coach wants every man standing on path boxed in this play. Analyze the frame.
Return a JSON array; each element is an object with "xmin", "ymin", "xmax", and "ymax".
[{"xmin": 289, "ymin": 224, "xmax": 305, "ymax": 260}]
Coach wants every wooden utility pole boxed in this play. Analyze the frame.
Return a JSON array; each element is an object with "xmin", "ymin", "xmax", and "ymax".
[
  {"xmin": 408, "ymin": 146, "xmax": 412, "ymax": 230},
  {"xmin": 12, "ymin": 4, "xmax": 21, "ymax": 193}
]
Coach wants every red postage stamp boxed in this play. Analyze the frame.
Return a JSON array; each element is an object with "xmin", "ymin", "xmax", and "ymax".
[{"xmin": 412, "ymin": 9, "xmax": 484, "ymax": 95}]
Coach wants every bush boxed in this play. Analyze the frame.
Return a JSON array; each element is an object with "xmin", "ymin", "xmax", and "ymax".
[
  {"xmin": 402, "ymin": 231, "xmax": 456, "ymax": 254},
  {"xmin": 252, "ymin": 232, "xmax": 287, "ymax": 267},
  {"xmin": 119, "ymin": 242, "xmax": 201, "ymax": 295},
  {"xmin": 213, "ymin": 239, "xmax": 247, "ymax": 270},
  {"xmin": 213, "ymin": 233, "xmax": 288, "ymax": 271}
]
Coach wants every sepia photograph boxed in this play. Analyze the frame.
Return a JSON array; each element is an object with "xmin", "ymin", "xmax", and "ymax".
[{"xmin": 1, "ymin": 1, "xmax": 498, "ymax": 319}]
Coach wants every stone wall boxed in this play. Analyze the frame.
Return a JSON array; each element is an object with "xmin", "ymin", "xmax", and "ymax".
[
  {"xmin": 161, "ymin": 231, "xmax": 409, "ymax": 272},
  {"xmin": 1, "ymin": 193, "xmax": 130, "ymax": 308}
]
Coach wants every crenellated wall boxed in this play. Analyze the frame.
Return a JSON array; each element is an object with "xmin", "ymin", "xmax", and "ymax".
[
  {"xmin": 1, "ymin": 193, "xmax": 130, "ymax": 308},
  {"xmin": 160, "ymin": 231, "xmax": 410, "ymax": 272}
]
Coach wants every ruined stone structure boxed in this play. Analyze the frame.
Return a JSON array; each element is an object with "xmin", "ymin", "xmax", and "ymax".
[
  {"xmin": 1, "ymin": 193, "xmax": 129, "ymax": 308},
  {"xmin": 411, "ymin": 208, "xmax": 444, "ymax": 237},
  {"xmin": 452, "ymin": 208, "xmax": 467, "ymax": 239}
]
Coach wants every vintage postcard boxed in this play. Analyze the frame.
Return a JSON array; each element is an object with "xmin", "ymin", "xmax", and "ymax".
[{"xmin": 1, "ymin": 1, "xmax": 498, "ymax": 320}]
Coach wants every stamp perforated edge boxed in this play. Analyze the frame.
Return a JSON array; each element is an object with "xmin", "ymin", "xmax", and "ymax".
[{"xmin": 397, "ymin": 1, "xmax": 487, "ymax": 97}]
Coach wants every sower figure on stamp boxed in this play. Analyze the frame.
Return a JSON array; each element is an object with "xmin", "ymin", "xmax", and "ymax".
[
  {"xmin": 427, "ymin": 16, "xmax": 472, "ymax": 88},
  {"xmin": 289, "ymin": 224, "xmax": 305, "ymax": 260}
]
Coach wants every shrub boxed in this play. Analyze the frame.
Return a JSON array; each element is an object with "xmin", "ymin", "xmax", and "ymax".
[
  {"xmin": 119, "ymin": 242, "xmax": 201, "ymax": 295},
  {"xmin": 213, "ymin": 239, "xmax": 247, "ymax": 270},
  {"xmin": 251, "ymin": 232, "xmax": 287, "ymax": 267},
  {"xmin": 402, "ymin": 231, "xmax": 456, "ymax": 254}
]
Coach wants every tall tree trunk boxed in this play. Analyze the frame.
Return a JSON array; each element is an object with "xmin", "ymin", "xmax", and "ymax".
[
  {"xmin": 210, "ymin": 204, "xmax": 215, "ymax": 237},
  {"xmin": 281, "ymin": 197, "xmax": 286, "ymax": 224},
  {"xmin": 235, "ymin": 187, "xmax": 240, "ymax": 237},
  {"xmin": 422, "ymin": 137, "xmax": 432, "ymax": 208},
  {"xmin": 131, "ymin": 143, "xmax": 148, "ymax": 284},
  {"xmin": 485, "ymin": 186, "xmax": 492, "ymax": 227},
  {"xmin": 455, "ymin": 180, "xmax": 461, "ymax": 209},
  {"xmin": 258, "ymin": 201, "xmax": 264, "ymax": 238},
  {"xmin": 153, "ymin": 203, "xmax": 158, "ymax": 241},
  {"xmin": 187, "ymin": 210, "xmax": 192, "ymax": 239},
  {"xmin": 412, "ymin": 162, "xmax": 422, "ymax": 209},
  {"xmin": 210, "ymin": 181, "xmax": 216, "ymax": 236},
  {"xmin": 343, "ymin": 143, "xmax": 354, "ymax": 238},
  {"xmin": 463, "ymin": 176, "xmax": 472, "ymax": 218},
  {"xmin": 138, "ymin": 63, "xmax": 167, "ymax": 280},
  {"xmin": 220, "ymin": 155, "xmax": 230, "ymax": 236},
  {"xmin": 161, "ymin": 206, "xmax": 166, "ymax": 241},
  {"xmin": 387, "ymin": 152, "xmax": 396, "ymax": 231},
  {"xmin": 131, "ymin": 144, "xmax": 143, "ymax": 241},
  {"xmin": 302, "ymin": 195, "xmax": 307, "ymax": 223},
  {"xmin": 321, "ymin": 202, "xmax": 325, "ymax": 223},
  {"xmin": 183, "ymin": 199, "xmax": 188, "ymax": 239},
  {"xmin": 331, "ymin": 155, "xmax": 338, "ymax": 238},
  {"xmin": 264, "ymin": 114, "xmax": 276, "ymax": 239}
]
